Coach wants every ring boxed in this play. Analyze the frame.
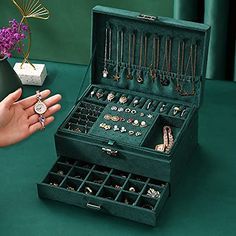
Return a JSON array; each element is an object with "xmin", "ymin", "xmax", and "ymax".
[
  {"xmin": 111, "ymin": 106, "xmax": 118, "ymax": 111},
  {"xmin": 132, "ymin": 120, "xmax": 139, "ymax": 126},
  {"xmin": 129, "ymin": 187, "xmax": 136, "ymax": 192},
  {"xmin": 173, "ymin": 106, "xmax": 181, "ymax": 115},
  {"xmin": 119, "ymin": 95, "xmax": 128, "ymax": 104},
  {"xmin": 118, "ymin": 107, "xmax": 124, "ymax": 112},
  {"xmin": 160, "ymin": 104, "xmax": 166, "ymax": 112},
  {"xmin": 96, "ymin": 91, "xmax": 104, "ymax": 99},
  {"xmin": 34, "ymin": 91, "xmax": 47, "ymax": 130},
  {"xmin": 125, "ymin": 108, "xmax": 131, "ymax": 113},
  {"xmin": 133, "ymin": 99, "xmax": 139, "ymax": 106},
  {"xmin": 84, "ymin": 186, "xmax": 93, "ymax": 195},
  {"xmin": 107, "ymin": 92, "xmax": 115, "ymax": 102},
  {"xmin": 128, "ymin": 130, "xmax": 135, "ymax": 136},
  {"xmin": 90, "ymin": 90, "xmax": 95, "ymax": 97},
  {"xmin": 131, "ymin": 110, "xmax": 137, "ymax": 114}
]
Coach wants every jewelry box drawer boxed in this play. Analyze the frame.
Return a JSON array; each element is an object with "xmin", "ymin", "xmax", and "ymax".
[
  {"xmin": 55, "ymin": 133, "xmax": 171, "ymax": 182},
  {"xmin": 37, "ymin": 156, "xmax": 169, "ymax": 226}
]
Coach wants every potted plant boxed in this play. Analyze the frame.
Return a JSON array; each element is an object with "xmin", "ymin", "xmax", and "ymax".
[{"xmin": 0, "ymin": 19, "xmax": 28, "ymax": 101}]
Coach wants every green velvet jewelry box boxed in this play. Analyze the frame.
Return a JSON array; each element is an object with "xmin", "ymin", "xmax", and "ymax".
[{"xmin": 37, "ymin": 6, "xmax": 210, "ymax": 226}]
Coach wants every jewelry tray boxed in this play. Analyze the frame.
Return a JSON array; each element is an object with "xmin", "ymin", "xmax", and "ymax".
[{"xmin": 37, "ymin": 6, "xmax": 210, "ymax": 226}]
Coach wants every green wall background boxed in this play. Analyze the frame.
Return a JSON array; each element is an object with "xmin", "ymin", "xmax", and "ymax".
[{"xmin": 0, "ymin": 0, "xmax": 173, "ymax": 65}]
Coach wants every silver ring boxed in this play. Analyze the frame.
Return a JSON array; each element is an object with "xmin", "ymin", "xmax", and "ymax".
[
  {"xmin": 128, "ymin": 130, "xmax": 135, "ymax": 136},
  {"xmin": 131, "ymin": 110, "xmax": 137, "ymax": 114},
  {"xmin": 125, "ymin": 108, "xmax": 131, "ymax": 113},
  {"xmin": 111, "ymin": 106, "xmax": 118, "ymax": 111},
  {"xmin": 85, "ymin": 186, "xmax": 93, "ymax": 195},
  {"xmin": 118, "ymin": 107, "xmax": 124, "ymax": 112}
]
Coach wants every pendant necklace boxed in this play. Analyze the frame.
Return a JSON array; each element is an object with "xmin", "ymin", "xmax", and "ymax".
[
  {"xmin": 137, "ymin": 33, "xmax": 144, "ymax": 83},
  {"xmin": 102, "ymin": 26, "xmax": 109, "ymax": 78},
  {"xmin": 113, "ymin": 28, "xmax": 120, "ymax": 81}
]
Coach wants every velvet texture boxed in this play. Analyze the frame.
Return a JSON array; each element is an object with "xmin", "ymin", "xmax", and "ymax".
[{"xmin": 174, "ymin": 0, "xmax": 236, "ymax": 81}]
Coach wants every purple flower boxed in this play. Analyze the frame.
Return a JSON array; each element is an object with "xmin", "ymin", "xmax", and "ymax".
[{"xmin": 0, "ymin": 19, "xmax": 28, "ymax": 59}]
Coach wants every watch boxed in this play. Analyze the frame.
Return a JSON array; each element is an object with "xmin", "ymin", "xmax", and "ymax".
[{"xmin": 34, "ymin": 90, "xmax": 47, "ymax": 129}]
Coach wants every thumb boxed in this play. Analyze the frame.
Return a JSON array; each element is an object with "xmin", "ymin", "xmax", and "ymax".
[{"xmin": 2, "ymin": 88, "xmax": 22, "ymax": 108}]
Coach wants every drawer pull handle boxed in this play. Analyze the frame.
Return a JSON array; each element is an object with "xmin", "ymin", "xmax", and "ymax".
[
  {"xmin": 102, "ymin": 147, "xmax": 118, "ymax": 156},
  {"xmin": 86, "ymin": 203, "xmax": 101, "ymax": 211}
]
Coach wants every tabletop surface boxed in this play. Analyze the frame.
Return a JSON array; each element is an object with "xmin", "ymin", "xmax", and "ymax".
[{"xmin": 0, "ymin": 60, "xmax": 236, "ymax": 236}]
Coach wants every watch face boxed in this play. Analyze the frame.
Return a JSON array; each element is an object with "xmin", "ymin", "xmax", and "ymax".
[{"xmin": 34, "ymin": 101, "xmax": 47, "ymax": 115}]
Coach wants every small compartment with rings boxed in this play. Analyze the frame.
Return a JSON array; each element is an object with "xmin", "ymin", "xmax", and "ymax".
[
  {"xmin": 50, "ymin": 163, "xmax": 72, "ymax": 176},
  {"xmin": 68, "ymin": 167, "xmax": 90, "ymax": 180},
  {"xmin": 98, "ymin": 186, "xmax": 119, "ymax": 200},
  {"xmin": 57, "ymin": 156, "xmax": 76, "ymax": 165},
  {"xmin": 116, "ymin": 191, "xmax": 139, "ymax": 205},
  {"xmin": 123, "ymin": 180, "xmax": 145, "ymax": 193},
  {"xmin": 93, "ymin": 165, "xmax": 112, "ymax": 174},
  {"xmin": 168, "ymin": 104, "xmax": 190, "ymax": 119},
  {"xmin": 104, "ymin": 175, "xmax": 126, "ymax": 189},
  {"xmin": 143, "ymin": 184, "xmax": 163, "ymax": 199},
  {"xmin": 142, "ymin": 115, "xmax": 185, "ymax": 153},
  {"xmin": 130, "ymin": 174, "xmax": 148, "ymax": 183},
  {"xmin": 136, "ymin": 196, "xmax": 157, "ymax": 211},
  {"xmin": 155, "ymin": 102, "xmax": 172, "ymax": 114},
  {"xmin": 148, "ymin": 178, "xmax": 167, "ymax": 188},
  {"xmin": 79, "ymin": 182, "xmax": 101, "ymax": 196},
  {"xmin": 111, "ymin": 169, "xmax": 129, "ymax": 178},
  {"xmin": 42, "ymin": 173, "xmax": 64, "ymax": 187},
  {"xmin": 86, "ymin": 171, "xmax": 107, "ymax": 184},
  {"xmin": 76, "ymin": 160, "xmax": 94, "ymax": 169},
  {"xmin": 61, "ymin": 177, "xmax": 82, "ymax": 191}
]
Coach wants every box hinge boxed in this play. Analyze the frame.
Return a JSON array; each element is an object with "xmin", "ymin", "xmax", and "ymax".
[{"xmin": 137, "ymin": 14, "xmax": 157, "ymax": 21}]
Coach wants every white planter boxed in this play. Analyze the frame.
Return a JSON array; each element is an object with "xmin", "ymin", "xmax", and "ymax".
[{"xmin": 13, "ymin": 63, "xmax": 47, "ymax": 86}]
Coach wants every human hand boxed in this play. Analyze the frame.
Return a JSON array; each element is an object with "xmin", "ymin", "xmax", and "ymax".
[{"xmin": 0, "ymin": 88, "xmax": 61, "ymax": 147}]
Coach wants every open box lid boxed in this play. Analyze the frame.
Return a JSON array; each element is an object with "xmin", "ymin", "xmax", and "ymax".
[{"xmin": 82, "ymin": 6, "xmax": 210, "ymax": 108}]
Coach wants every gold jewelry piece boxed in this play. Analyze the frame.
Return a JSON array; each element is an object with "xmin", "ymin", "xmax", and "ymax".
[
  {"xmin": 176, "ymin": 42, "xmax": 197, "ymax": 96},
  {"xmin": 147, "ymin": 188, "xmax": 160, "ymax": 198},
  {"xmin": 107, "ymin": 92, "xmax": 115, "ymax": 101},
  {"xmin": 173, "ymin": 106, "xmax": 181, "ymax": 115},
  {"xmin": 137, "ymin": 33, "xmax": 144, "ymax": 83},
  {"xmin": 96, "ymin": 91, "xmax": 103, "ymax": 99},
  {"xmin": 111, "ymin": 116, "xmax": 120, "ymax": 122},
  {"xmin": 127, "ymin": 32, "xmax": 135, "ymax": 80},
  {"xmin": 155, "ymin": 126, "xmax": 174, "ymax": 153},
  {"xmin": 102, "ymin": 26, "xmax": 110, "ymax": 78},
  {"xmin": 34, "ymin": 90, "xmax": 47, "ymax": 129},
  {"xmin": 104, "ymin": 114, "xmax": 112, "ymax": 120},
  {"xmin": 119, "ymin": 95, "xmax": 128, "ymax": 104},
  {"xmin": 160, "ymin": 37, "xmax": 172, "ymax": 86}
]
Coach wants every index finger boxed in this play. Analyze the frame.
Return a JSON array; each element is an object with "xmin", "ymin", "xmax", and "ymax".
[{"xmin": 17, "ymin": 89, "xmax": 51, "ymax": 109}]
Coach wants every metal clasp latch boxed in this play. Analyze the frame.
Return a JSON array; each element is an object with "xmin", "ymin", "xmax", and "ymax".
[
  {"xmin": 102, "ymin": 147, "xmax": 118, "ymax": 157},
  {"xmin": 137, "ymin": 14, "xmax": 157, "ymax": 21}
]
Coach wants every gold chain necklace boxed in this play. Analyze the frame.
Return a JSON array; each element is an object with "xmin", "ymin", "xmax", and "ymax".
[{"xmin": 155, "ymin": 126, "xmax": 174, "ymax": 153}]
